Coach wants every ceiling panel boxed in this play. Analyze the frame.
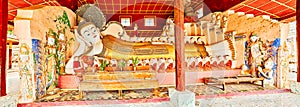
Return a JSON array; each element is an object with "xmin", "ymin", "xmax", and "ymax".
[
  {"xmin": 277, "ymin": 0, "xmax": 290, "ymax": 3},
  {"xmin": 246, "ymin": 9, "xmax": 261, "ymax": 15},
  {"xmin": 275, "ymin": 9, "xmax": 295, "ymax": 16},
  {"xmin": 8, "ymin": 0, "xmax": 61, "ymax": 20},
  {"xmin": 286, "ymin": 0, "xmax": 296, "ymax": 8},
  {"xmin": 7, "ymin": 0, "xmax": 296, "ymax": 22},
  {"xmin": 267, "ymin": 5, "xmax": 287, "ymax": 14},
  {"xmin": 235, "ymin": 6, "xmax": 252, "ymax": 12},
  {"xmin": 258, "ymin": 2, "xmax": 278, "ymax": 11},
  {"xmin": 230, "ymin": 0, "xmax": 296, "ymax": 20},
  {"xmin": 248, "ymin": 0, "xmax": 270, "ymax": 7}
]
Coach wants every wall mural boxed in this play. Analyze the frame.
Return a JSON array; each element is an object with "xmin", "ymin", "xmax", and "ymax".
[
  {"xmin": 244, "ymin": 34, "xmax": 280, "ymax": 85},
  {"xmin": 15, "ymin": 4, "xmax": 241, "ymax": 102},
  {"xmin": 65, "ymin": 5, "xmax": 218, "ymax": 74}
]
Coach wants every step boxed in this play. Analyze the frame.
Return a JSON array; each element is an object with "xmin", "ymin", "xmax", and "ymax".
[
  {"xmin": 83, "ymin": 71, "xmax": 156, "ymax": 81},
  {"xmin": 79, "ymin": 79, "xmax": 159, "ymax": 91}
]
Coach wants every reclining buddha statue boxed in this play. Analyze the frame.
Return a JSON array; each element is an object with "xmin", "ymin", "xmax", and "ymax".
[
  {"xmin": 65, "ymin": 20, "xmax": 209, "ymax": 74},
  {"xmin": 65, "ymin": 5, "xmax": 209, "ymax": 74}
]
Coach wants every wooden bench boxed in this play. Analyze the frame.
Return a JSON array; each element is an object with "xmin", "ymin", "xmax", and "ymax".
[
  {"xmin": 79, "ymin": 71, "xmax": 159, "ymax": 98},
  {"xmin": 204, "ymin": 75, "xmax": 264, "ymax": 91}
]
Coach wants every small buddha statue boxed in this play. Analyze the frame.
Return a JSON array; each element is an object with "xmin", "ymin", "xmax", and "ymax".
[
  {"xmin": 150, "ymin": 58, "xmax": 158, "ymax": 71},
  {"xmin": 217, "ymin": 55, "xmax": 225, "ymax": 70},
  {"xmin": 210, "ymin": 56, "xmax": 218, "ymax": 70},
  {"xmin": 143, "ymin": 58, "xmax": 150, "ymax": 66},
  {"xmin": 224, "ymin": 55, "xmax": 232, "ymax": 70},
  {"xmin": 196, "ymin": 56, "xmax": 203, "ymax": 71},
  {"xmin": 158, "ymin": 58, "xmax": 166, "ymax": 72},
  {"xmin": 202, "ymin": 56, "xmax": 211, "ymax": 71},
  {"xmin": 166, "ymin": 58, "xmax": 174, "ymax": 71},
  {"xmin": 188, "ymin": 57, "xmax": 196, "ymax": 70}
]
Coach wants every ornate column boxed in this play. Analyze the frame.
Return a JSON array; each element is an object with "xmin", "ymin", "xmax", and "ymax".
[
  {"xmin": 174, "ymin": 0, "xmax": 185, "ymax": 91},
  {"xmin": 0, "ymin": 0, "xmax": 8, "ymax": 96}
]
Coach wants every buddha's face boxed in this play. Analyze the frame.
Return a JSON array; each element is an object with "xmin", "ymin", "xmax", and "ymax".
[
  {"xmin": 80, "ymin": 24, "xmax": 101, "ymax": 44},
  {"xmin": 225, "ymin": 56, "xmax": 230, "ymax": 60},
  {"xmin": 264, "ymin": 59, "xmax": 273, "ymax": 69},
  {"xmin": 59, "ymin": 33, "xmax": 65, "ymax": 40},
  {"xmin": 250, "ymin": 36, "xmax": 258, "ymax": 42},
  {"xmin": 48, "ymin": 37, "xmax": 55, "ymax": 46}
]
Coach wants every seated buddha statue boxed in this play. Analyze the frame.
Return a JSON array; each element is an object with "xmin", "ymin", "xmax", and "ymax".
[
  {"xmin": 143, "ymin": 58, "xmax": 150, "ymax": 66},
  {"xmin": 224, "ymin": 55, "xmax": 232, "ymax": 70},
  {"xmin": 217, "ymin": 55, "xmax": 225, "ymax": 70},
  {"xmin": 188, "ymin": 57, "xmax": 196, "ymax": 70},
  {"xmin": 210, "ymin": 56, "xmax": 218, "ymax": 70},
  {"xmin": 196, "ymin": 56, "xmax": 203, "ymax": 71},
  {"xmin": 202, "ymin": 56, "xmax": 211, "ymax": 71},
  {"xmin": 158, "ymin": 58, "xmax": 166, "ymax": 72},
  {"xmin": 150, "ymin": 58, "xmax": 158, "ymax": 71},
  {"xmin": 166, "ymin": 58, "xmax": 174, "ymax": 71}
]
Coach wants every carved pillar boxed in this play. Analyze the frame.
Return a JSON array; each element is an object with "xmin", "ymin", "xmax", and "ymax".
[
  {"xmin": 174, "ymin": 0, "xmax": 185, "ymax": 91},
  {"xmin": 297, "ymin": 0, "xmax": 300, "ymax": 82},
  {"xmin": 0, "ymin": 0, "xmax": 8, "ymax": 96}
]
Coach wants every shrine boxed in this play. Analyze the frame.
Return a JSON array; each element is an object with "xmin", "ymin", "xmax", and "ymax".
[{"xmin": 0, "ymin": 0, "xmax": 299, "ymax": 106}]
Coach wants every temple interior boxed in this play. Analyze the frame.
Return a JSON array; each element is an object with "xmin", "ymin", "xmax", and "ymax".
[{"xmin": 0, "ymin": 0, "xmax": 299, "ymax": 106}]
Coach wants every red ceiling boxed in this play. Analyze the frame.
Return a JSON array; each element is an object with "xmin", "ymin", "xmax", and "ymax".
[
  {"xmin": 79, "ymin": 0, "xmax": 203, "ymax": 15},
  {"xmin": 203, "ymin": 0, "xmax": 245, "ymax": 13},
  {"xmin": 6, "ymin": 0, "xmax": 297, "ymax": 21},
  {"xmin": 230, "ymin": 0, "xmax": 296, "ymax": 20},
  {"xmin": 8, "ymin": 0, "xmax": 61, "ymax": 20},
  {"xmin": 95, "ymin": 0, "xmax": 174, "ymax": 14}
]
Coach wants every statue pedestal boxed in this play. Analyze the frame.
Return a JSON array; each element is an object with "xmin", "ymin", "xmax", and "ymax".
[{"xmin": 169, "ymin": 88, "xmax": 195, "ymax": 107}]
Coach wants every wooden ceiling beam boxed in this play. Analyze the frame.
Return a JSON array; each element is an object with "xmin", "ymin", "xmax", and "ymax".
[
  {"xmin": 243, "ymin": 4, "xmax": 280, "ymax": 18},
  {"xmin": 271, "ymin": 0, "xmax": 296, "ymax": 11}
]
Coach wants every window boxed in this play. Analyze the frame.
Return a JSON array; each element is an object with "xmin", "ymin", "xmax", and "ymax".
[
  {"xmin": 120, "ymin": 18, "xmax": 131, "ymax": 26},
  {"xmin": 144, "ymin": 17, "xmax": 155, "ymax": 26}
]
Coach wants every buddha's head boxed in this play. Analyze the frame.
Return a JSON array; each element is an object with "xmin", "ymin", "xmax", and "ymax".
[
  {"xmin": 264, "ymin": 58, "xmax": 274, "ymax": 69},
  {"xmin": 77, "ymin": 21, "xmax": 101, "ymax": 45},
  {"xmin": 224, "ymin": 55, "xmax": 231, "ymax": 60},
  {"xmin": 47, "ymin": 35, "xmax": 55, "ymax": 46},
  {"xmin": 250, "ymin": 34, "xmax": 259, "ymax": 43},
  {"xmin": 20, "ymin": 44, "xmax": 29, "ymax": 62}
]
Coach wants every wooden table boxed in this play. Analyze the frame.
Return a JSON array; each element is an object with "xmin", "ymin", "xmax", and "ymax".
[
  {"xmin": 204, "ymin": 75, "xmax": 265, "ymax": 91},
  {"xmin": 79, "ymin": 71, "xmax": 159, "ymax": 98}
]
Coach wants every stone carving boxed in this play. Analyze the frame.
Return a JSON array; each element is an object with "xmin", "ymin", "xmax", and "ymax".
[{"xmin": 19, "ymin": 44, "xmax": 35, "ymax": 103}]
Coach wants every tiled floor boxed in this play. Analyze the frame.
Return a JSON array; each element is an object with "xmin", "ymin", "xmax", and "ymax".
[{"xmin": 34, "ymin": 83, "xmax": 276, "ymax": 102}]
